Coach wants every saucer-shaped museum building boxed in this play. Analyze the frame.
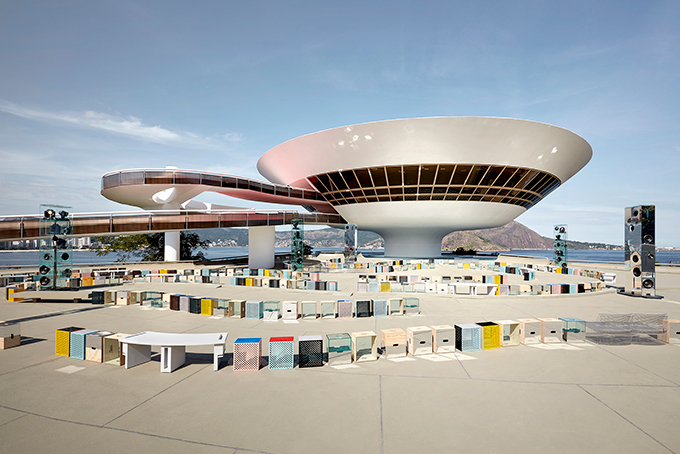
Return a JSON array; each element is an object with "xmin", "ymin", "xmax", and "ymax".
[{"xmin": 102, "ymin": 117, "xmax": 592, "ymax": 259}]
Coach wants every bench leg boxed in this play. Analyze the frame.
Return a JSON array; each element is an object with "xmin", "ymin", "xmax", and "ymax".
[
  {"xmin": 124, "ymin": 344, "xmax": 151, "ymax": 369},
  {"xmin": 213, "ymin": 344, "xmax": 224, "ymax": 371},
  {"xmin": 161, "ymin": 346, "xmax": 185, "ymax": 373}
]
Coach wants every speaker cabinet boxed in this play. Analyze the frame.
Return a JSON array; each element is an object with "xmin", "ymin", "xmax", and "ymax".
[
  {"xmin": 625, "ymin": 205, "xmax": 656, "ymax": 297},
  {"xmin": 553, "ymin": 224, "xmax": 568, "ymax": 268}
]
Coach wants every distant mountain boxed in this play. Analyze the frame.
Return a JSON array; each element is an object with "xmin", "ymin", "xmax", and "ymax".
[{"xmin": 195, "ymin": 222, "xmax": 619, "ymax": 251}]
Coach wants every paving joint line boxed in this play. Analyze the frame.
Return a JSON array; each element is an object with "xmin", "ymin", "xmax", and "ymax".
[
  {"xmin": 0, "ymin": 404, "xmax": 279, "ymax": 453},
  {"xmin": 0, "ymin": 356, "xmax": 63, "ymax": 378},
  {"xmin": 101, "ymin": 363, "xmax": 210, "ymax": 427},
  {"xmin": 589, "ymin": 343, "xmax": 680, "ymax": 387},
  {"xmin": 577, "ymin": 385, "xmax": 676, "ymax": 454}
]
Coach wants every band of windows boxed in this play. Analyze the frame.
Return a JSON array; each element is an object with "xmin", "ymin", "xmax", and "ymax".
[{"xmin": 306, "ymin": 164, "xmax": 561, "ymax": 209}]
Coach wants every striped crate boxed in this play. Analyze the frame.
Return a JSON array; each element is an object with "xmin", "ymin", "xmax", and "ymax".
[
  {"xmin": 201, "ymin": 298, "xmax": 215, "ymax": 316},
  {"xmin": 70, "ymin": 329, "xmax": 99, "ymax": 359},
  {"xmin": 455, "ymin": 324, "xmax": 482, "ymax": 352},
  {"xmin": 268, "ymin": 337, "xmax": 294, "ymax": 370},
  {"xmin": 55, "ymin": 327, "xmax": 84, "ymax": 357},
  {"xmin": 233, "ymin": 338, "xmax": 261, "ymax": 371}
]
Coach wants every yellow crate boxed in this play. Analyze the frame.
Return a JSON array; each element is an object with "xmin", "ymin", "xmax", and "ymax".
[
  {"xmin": 264, "ymin": 269, "xmax": 271, "ymax": 277},
  {"xmin": 81, "ymin": 277, "xmax": 94, "ymax": 287},
  {"xmin": 7, "ymin": 288, "xmax": 25, "ymax": 302},
  {"xmin": 494, "ymin": 275, "xmax": 502, "ymax": 285},
  {"xmin": 463, "ymin": 263, "xmax": 470, "ymax": 269},
  {"xmin": 55, "ymin": 327, "xmax": 83, "ymax": 356},
  {"xmin": 380, "ymin": 282, "xmax": 390, "ymax": 292},
  {"xmin": 479, "ymin": 323, "xmax": 501, "ymax": 349},
  {"xmin": 245, "ymin": 278, "xmax": 253, "ymax": 287},
  {"xmin": 556, "ymin": 267, "xmax": 562, "ymax": 274},
  {"xmin": 160, "ymin": 270, "xmax": 167, "ymax": 275},
  {"xmin": 201, "ymin": 299, "xmax": 214, "ymax": 316}
]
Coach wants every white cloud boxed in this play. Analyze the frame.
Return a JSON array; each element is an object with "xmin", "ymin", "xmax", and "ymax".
[{"xmin": 0, "ymin": 101, "xmax": 240, "ymax": 146}]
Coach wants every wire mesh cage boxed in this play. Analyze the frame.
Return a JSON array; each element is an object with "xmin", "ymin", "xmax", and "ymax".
[
  {"xmin": 455, "ymin": 324, "xmax": 482, "ymax": 352},
  {"xmin": 245, "ymin": 301, "xmax": 263, "ymax": 319},
  {"xmin": 233, "ymin": 338, "xmax": 261, "ymax": 371},
  {"xmin": 299, "ymin": 335, "xmax": 323, "ymax": 368},
  {"xmin": 268, "ymin": 337, "xmax": 294, "ymax": 370},
  {"xmin": 374, "ymin": 299, "xmax": 388, "ymax": 317},
  {"xmin": 355, "ymin": 300, "xmax": 373, "ymax": 318},
  {"xmin": 476, "ymin": 322, "xmax": 501, "ymax": 350}
]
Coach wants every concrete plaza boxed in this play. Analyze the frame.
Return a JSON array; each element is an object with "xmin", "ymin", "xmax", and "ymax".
[{"xmin": 1, "ymin": 261, "xmax": 680, "ymax": 454}]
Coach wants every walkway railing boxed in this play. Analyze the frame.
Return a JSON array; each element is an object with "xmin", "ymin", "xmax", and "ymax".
[{"xmin": 0, "ymin": 210, "xmax": 346, "ymax": 241}]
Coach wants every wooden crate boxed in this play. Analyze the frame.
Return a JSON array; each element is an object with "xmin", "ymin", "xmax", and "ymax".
[
  {"xmin": 85, "ymin": 331, "xmax": 115, "ymax": 362},
  {"xmin": 538, "ymin": 318, "xmax": 563, "ymax": 343},
  {"xmin": 351, "ymin": 331, "xmax": 378, "ymax": 362},
  {"xmin": 517, "ymin": 318, "xmax": 542, "ymax": 344},
  {"xmin": 115, "ymin": 291, "xmax": 130, "ymax": 305},
  {"xmin": 228, "ymin": 300, "xmax": 246, "ymax": 318},
  {"xmin": 380, "ymin": 328, "xmax": 406, "ymax": 358},
  {"xmin": 494, "ymin": 320, "xmax": 520, "ymax": 347},
  {"xmin": 103, "ymin": 333, "xmax": 130, "ymax": 365},
  {"xmin": 0, "ymin": 321, "xmax": 21, "ymax": 349},
  {"xmin": 407, "ymin": 326, "xmax": 432, "ymax": 355},
  {"xmin": 300, "ymin": 301, "xmax": 318, "ymax": 319},
  {"xmin": 431, "ymin": 325, "xmax": 456, "ymax": 353},
  {"xmin": 664, "ymin": 319, "xmax": 680, "ymax": 344},
  {"xmin": 388, "ymin": 298, "xmax": 404, "ymax": 315}
]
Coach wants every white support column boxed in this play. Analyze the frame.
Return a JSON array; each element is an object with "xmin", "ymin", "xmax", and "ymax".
[
  {"xmin": 165, "ymin": 231, "xmax": 180, "ymax": 262},
  {"xmin": 248, "ymin": 226, "xmax": 275, "ymax": 269}
]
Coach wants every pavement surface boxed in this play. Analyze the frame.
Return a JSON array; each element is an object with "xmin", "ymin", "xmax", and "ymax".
[{"xmin": 2, "ymin": 260, "xmax": 680, "ymax": 454}]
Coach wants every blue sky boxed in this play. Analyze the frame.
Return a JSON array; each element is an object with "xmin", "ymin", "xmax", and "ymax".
[{"xmin": 1, "ymin": 1, "xmax": 678, "ymax": 246}]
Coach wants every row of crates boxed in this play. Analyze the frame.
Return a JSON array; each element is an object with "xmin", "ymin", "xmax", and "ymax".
[
  {"xmin": 56, "ymin": 320, "xmax": 680, "ymax": 373},
  {"xmin": 55, "ymin": 326, "xmax": 128, "ymax": 364},
  {"xmin": 224, "ymin": 276, "xmax": 339, "ymax": 291},
  {"xmin": 359, "ymin": 274, "xmax": 510, "ymax": 284},
  {"xmin": 356, "ymin": 281, "xmax": 605, "ymax": 295}
]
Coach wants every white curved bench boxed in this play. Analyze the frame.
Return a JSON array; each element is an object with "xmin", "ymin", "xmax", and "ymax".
[{"xmin": 119, "ymin": 331, "xmax": 228, "ymax": 373}]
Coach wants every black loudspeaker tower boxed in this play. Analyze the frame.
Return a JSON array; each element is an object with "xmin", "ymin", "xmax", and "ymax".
[
  {"xmin": 38, "ymin": 204, "xmax": 73, "ymax": 290},
  {"xmin": 344, "ymin": 224, "xmax": 357, "ymax": 265},
  {"xmin": 553, "ymin": 224, "xmax": 568, "ymax": 268},
  {"xmin": 625, "ymin": 205, "xmax": 656, "ymax": 297},
  {"xmin": 291, "ymin": 218, "xmax": 304, "ymax": 272}
]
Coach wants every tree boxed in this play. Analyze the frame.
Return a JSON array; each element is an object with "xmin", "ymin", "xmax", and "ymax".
[{"xmin": 94, "ymin": 232, "xmax": 209, "ymax": 262}]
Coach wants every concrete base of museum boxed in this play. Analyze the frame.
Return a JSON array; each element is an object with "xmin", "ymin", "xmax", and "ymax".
[
  {"xmin": 248, "ymin": 225, "xmax": 275, "ymax": 269},
  {"xmin": 164, "ymin": 231, "xmax": 180, "ymax": 262}
]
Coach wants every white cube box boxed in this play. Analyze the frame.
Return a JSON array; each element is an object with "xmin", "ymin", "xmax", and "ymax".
[
  {"xmin": 281, "ymin": 301, "xmax": 298, "ymax": 320},
  {"xmin": 538, "ymin": 318, "xmax": 564, "ymax": 343},
  {"xmin": 517, "ymin": 318, "xmax": 542, "ymax": 344},
  {"xmin": 454, "ymin": 284, "xmax": 470, "ymax": 295},
  {"xmin": 407, "ymin": 326, "xmax": 432, "ymax": 355},
  {"xmin": 494, "ymin": 320, "xmax": 520, "ymax": 347},
  {"xmin": 116, "ymin": 291, "xmax": 130, "ymax": 305},
  {"xmin": 431, "ymin": 325, "xmax": 456, "ymax": 353}
]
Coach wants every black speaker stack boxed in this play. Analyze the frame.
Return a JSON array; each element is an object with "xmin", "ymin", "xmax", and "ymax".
[
  {"xmin": 291, "ymin": 218, "xmax": 304, "ymax": 272},
  {"xmin": 624, "ymin": 205, "xmax": 656, "ymax": 297},
  {"xmin": 553, "ymin": 224, "xmax": 568, "ymax": 269},
  {"xmin": 38, "ymin": 204, "xmax": 73, "ymax": 290}
]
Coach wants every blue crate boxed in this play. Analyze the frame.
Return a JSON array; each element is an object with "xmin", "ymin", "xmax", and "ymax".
[
  {"xmin": 245, "ymin": 300, "xmax": 263, "ymax": 319},
  {"xmin": 373, "ymin": 299, "xmax": 388, "ymax": 317},
  {"xmin": 70, "ymin": 329, "xmax": 99, "ymax": 359}
]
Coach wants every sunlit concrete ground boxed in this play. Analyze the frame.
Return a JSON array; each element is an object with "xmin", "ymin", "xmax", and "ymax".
[{"xmin": 1, "ymin": 259, "xmax": 680, "ymax": 454}]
